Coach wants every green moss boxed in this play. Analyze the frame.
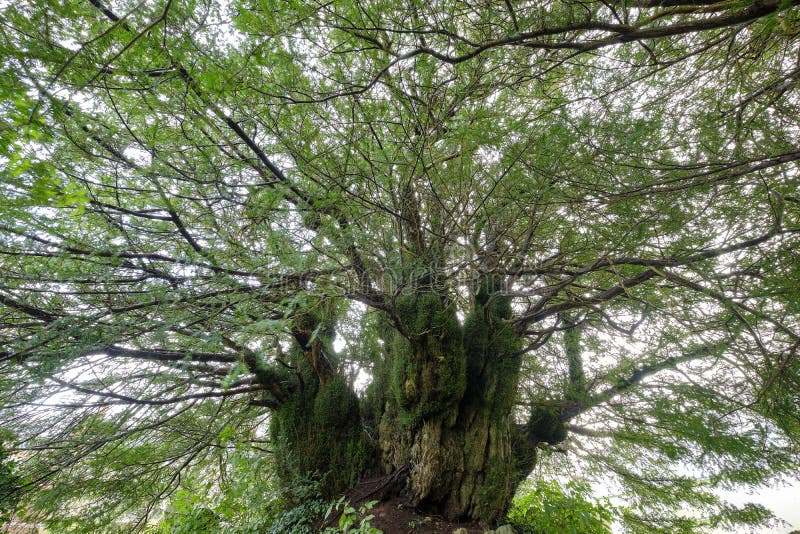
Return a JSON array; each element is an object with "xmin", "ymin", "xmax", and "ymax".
[
  {"xmin": 463, "ymin": 308, "xmax": 489, "ymax": 379},
  {"xmin": 460, "ymin": 276, "xmax": 533, "ymax": 520},
  {"xmin": 271, "ymin": 374, "xmax": 371, "ymax": 500},
  {"xmin": 250, "ymin": 362, "xmax": 293, "ymax": 394},
  {"xmin": 463, "ymin": 277, "xmax": 523, "ymax": 426},
  {"xmin": 476, "ymin": 275, "xmax": 512, "ymax": 320},
  {"xmin": 387, "ymin": 291, "xmax": 467, "ymax": 426},
  {"xmin": 480, "ymin": 452, "xmax": 514, "ymax": 520},
  {"xmin": 396, "ymin": 292, "xmax": 439, "ymax": 335},
  {"xmin": 360, "ymin": 312, "xmax": 393, "ymax": 425},
  {"xmin": 490, "ymin": 353, "xmax": 522, "ymax": 421},
  {"xmin": 510, "ymin": 425, "xmax": 538, "ymax": 484},
  {"xmin": 527, "ymin": 407, "xmax": 567, "ymax": 444}
]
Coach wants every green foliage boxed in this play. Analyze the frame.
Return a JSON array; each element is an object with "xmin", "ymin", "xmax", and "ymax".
[
  {"xmin": 2, "ymin": 0, "xmax": 800, "ymax": 529},
  {"xmin": 144, "ymin": 438, "xmax": 286, "ymax": 534},
  {"xmin": 264, "ymin": 498, "xmax": 326, "ymax": 534},
  {"xmin": 260, "ymin": 481, "xmax": 327, "ymax": 534},
  {"xmin": 157, "ymin": 497, "xmax": 220, "ymax": 534},
  {"xmin": 322, "ymin": 497, "xmax": 382, "ymax": 534},
  {"xmin": 0, "ymin": 438, "xmax": 22, "ymax": 525},
  {"xmin": 255, "ymin": 493, "xmax": 383, "ymax": 534},
  {"xmin": 508, "ymin": 480, "xmax": 615, "ymax": 534}
]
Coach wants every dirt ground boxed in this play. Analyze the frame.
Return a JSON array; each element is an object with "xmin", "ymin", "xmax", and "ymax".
[
  {"xmin": 366, "ymin": 496, "xmax": 487, "ymax": 534},
  {"xmin": 327, "ymin": 471, "xmax": 491, "ymax": 534}
]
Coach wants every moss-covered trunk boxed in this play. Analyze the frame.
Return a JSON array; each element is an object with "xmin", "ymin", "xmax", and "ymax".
[
  {"xmin": 373, "ymin": 287, "xmax": 537, "ymax": 524},
  {"xmin": 269, "ymin": 287, "xmax": 544, "ymax": 524},
  {"xmin": 271, "ymin": 373, "xmax": 371, "ymax": 501},
  {"xmin": 377, "ymin": 365, "xmax": 531, "ymax": 523},
  {"xmin": 268, "ymin": 311, "xmax": 373, "ymax": 503}
]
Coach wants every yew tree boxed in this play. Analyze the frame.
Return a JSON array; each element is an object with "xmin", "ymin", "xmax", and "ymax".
[{"xmin": 1, "ymin": 0, "xmax": 800, "ymax": 531}]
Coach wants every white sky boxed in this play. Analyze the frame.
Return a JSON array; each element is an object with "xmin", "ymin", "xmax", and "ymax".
[{"xmin": 715, "ymin": 483, "xmax": 800, "ymax": 534}]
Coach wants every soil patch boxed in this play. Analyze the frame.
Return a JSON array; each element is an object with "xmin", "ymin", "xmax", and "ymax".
[
  {"xmin": 367, "ymin": 496, "xmax": 486, "ymax": 534},
  {"xmin": 324, "ymin": 471, "xmax": 488, "ymax": 534}
]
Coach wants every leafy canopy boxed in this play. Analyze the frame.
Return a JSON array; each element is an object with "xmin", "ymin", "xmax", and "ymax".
[{"xmin": 1, "ymin": 0, "xmax": 799, "ymax": 531}]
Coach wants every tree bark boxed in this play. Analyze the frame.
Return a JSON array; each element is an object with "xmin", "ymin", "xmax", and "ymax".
[
  {"xmin": 372, "ymin": 284, "xmax": 540, "ymax": 524},
  {"xmin": 270, "ymin": 286, "xmax": 553, "ymax": 524}
]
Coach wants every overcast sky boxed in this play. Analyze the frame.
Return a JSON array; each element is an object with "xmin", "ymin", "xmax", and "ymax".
[{"xmin": 714, "ymin": 482, "xmax": 800, "ymax": 534}]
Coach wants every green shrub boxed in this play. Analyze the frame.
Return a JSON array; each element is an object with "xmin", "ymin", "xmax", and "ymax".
[
  {"xmin": 265, "ymin": 497, "xmax": 326, "ymax": 534},
  {"xmin": 271, "ymin": 375, "xmax": 371, "ymax": 500},
  {"xmin": 264, "ymin": 494, "xmax": 383, "ymax": 534},
  {"xmin": 322, "ymin": 497, "xmax": 382, "ymax": 534},
  {"xmin": 508, "ymin": 480, "xmax": 615, "ymax": 534}
]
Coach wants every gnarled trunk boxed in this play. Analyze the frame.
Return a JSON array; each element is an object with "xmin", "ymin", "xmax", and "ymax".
[
  {"xmin": 377, "ymin": 369, "xmax": 534, "ymax": 523},
  {"xmin": 269, "ymin": 286, "xmax": 551, "ymax": 524},
  {"xmin": 373, "ymin": 286, "xmax": 539, "ymax": 523}
]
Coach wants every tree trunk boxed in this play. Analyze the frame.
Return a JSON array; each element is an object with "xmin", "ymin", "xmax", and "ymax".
[
  {"xmin": 270, "ymin": 286, "xmax": 548, "ymax": 524},
  {"xmin": 377, "ymin": 368, "xmax": 533, "ymax": 524},
  {"xmin": 372, "ymin": 286, "xmax": 539, "ymax": 524},
  {"xmin": 271, "ymin": 371, "xmax": 372, "ymax": 502}
]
